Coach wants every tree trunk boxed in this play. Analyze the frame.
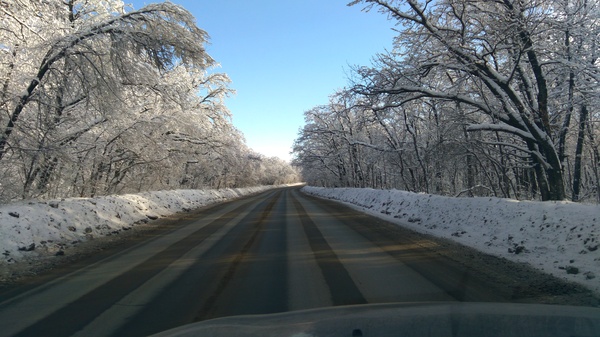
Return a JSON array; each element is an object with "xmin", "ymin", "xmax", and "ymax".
[
  {"xmin": 587, "ymin": 125, "xmax": 600, "ymax": 203},
  {"xmin": 572, "ymin": 104, "xmax": 589, "ymax": 201}
]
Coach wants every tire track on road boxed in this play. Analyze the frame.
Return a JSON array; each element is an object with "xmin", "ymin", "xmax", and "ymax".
[
  {"xmin": 291, "ymin": 192, "xmax": 367, "ymax": 306},
  {"xmin": 194, "ymin": 190, "xmax": 282, "ymax": 321},
  {"xmin": 114, "ymin": 191, "xmax": 283, "ymax": 336},
  {"xmin": 196, "ymin": 190, "xmax": 289, "ymax": 320},
  {"xmin": 299, "ymin": 192, "xmax": 510, "ymax": 303},
  {"xmin": 286, "ymin": 190, "xmax": 332, "ymax": 311}
]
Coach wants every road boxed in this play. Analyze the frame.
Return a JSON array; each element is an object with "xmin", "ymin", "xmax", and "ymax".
[{"xmin": 0, "ymin": 187, "xmax": 544, "ymax": 336}]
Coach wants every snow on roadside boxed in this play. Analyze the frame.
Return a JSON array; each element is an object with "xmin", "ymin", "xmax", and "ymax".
[
  {"xmin": 0, "ymin": 186, "xmax": 278, "ymax": 266},
  {"xmin": 302, "ymin": 186, "xmax": 600, "ymax": 294}
]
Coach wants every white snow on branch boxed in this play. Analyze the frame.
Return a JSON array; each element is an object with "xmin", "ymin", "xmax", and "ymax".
[{"xmin": 467, "ymin": 123, "xmax": 535, "ymax": 141}]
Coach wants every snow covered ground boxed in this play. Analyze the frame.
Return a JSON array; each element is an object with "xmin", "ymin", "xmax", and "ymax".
[
  {"xmin": 0, "ymin": 186, "xmax": 280, "ymax": 267},
  {"xmin": 302, "ymin": 186, "xmax": 600, "ymax": 295}
]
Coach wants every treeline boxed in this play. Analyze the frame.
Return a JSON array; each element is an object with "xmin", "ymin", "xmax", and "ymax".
[
  {"xmin": 0, "ymin": 1, "xmax": 299, "ymax": 202},
  {"xmin": 293, "ymin": 0, "xmax": 599, "ymax": 202}
]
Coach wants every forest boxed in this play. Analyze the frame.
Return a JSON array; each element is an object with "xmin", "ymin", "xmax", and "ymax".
[
  {"xmin": 0, "ymin": 1, "xmax": 299, "ymax": 202},
  {"xmin": 293, "ymin": 0, "xmax": 599, "ymax": 202}
]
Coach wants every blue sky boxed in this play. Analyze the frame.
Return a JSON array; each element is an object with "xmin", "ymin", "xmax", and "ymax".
[{"xmin": 129, "ymin": 0, "xmax": 396, "ymax": 161}]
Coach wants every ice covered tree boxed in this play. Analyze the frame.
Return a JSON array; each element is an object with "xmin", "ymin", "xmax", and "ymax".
[
  {"xmin": 0, "ymin": 0, "xmax": 299, "ymax": 201},
  {"xmin": 349, "ymin": 0, "xmax": 599, "ymax": 200},
  {"xmin": 0, "ymin": 0, "xmax": 217, "ymax": 198},
  {"xmin": 0, "ymin": 0, "xmax": 214, "ymax": 160},
  {"xmin": 293, "ymin": 0, "xmax": 599, "ymax": 201}
]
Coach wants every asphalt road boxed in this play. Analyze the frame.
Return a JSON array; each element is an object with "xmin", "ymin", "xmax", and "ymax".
[{"xmin": 0, "ymin": 187, "xmax": 567, "ymax": 336}]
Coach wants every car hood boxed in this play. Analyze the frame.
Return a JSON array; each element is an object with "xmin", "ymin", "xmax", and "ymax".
[{"xmin": 151, "ymin": 302, "xmax": 600, "ymax": 337}]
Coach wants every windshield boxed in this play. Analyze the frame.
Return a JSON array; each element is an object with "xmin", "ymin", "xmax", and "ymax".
[{"xmin": 0, "ymin": 1, "xmax": 598, "ymax": 337}]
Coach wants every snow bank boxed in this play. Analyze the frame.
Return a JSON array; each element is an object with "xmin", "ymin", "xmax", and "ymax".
[
  {"xmin": 302, "ymin": 186, "xmax": 600, "ymax": 294},
  {"xmin": 0, "ymin": 186, "xmax": 277, "ymax": 266}
]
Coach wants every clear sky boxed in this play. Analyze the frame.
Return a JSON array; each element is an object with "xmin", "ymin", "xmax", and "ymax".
[{"xmin": 128, "ymin": 0, "xmax": 396, "ymax": 161}]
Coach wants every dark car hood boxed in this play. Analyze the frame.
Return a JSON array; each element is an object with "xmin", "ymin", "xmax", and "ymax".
[{"xmin": 151, "ymin": 302, "xmax": 600, "ymax": 337}]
